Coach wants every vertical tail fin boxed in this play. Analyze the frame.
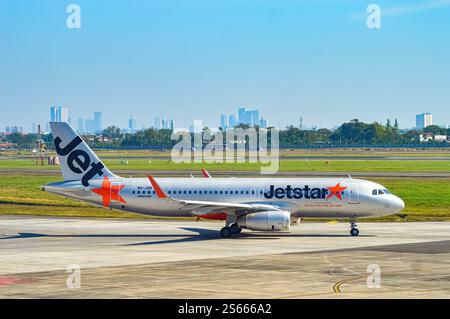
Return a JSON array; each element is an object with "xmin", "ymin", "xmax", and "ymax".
[{"xmin": 49, "ymin": 122, "xmax": 117, "ymax": 186}]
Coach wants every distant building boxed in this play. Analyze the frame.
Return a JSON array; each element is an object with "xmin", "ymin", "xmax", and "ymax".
[
  {"xmin": 416, "ymin": 113, "xmax": 433, "ymax": 130},
  {"xmin": 237, "ymin": 107, "xmax": 260, "ymax": 126},
  {"xmin": 222, "ymin": 107, "xmax": 264, "ymax": 128},
  {"xmin": 50, "ymin": 106, "xmax": 69, "ymax": 122},
  {"xmin": 94, "ymin": 112, "xmax": 102, "ymax": 133},
  {"xmin": 260, "ymin": 118, "xmax": 268, "ymax": 128},
  {"xmin": 228, "ymin": 114, "xmax": 237, "ymax": 128},
  {"xmin": 154, "ymin": 117, "xmax": 161, "ymax": 129},
  {"xmin": 77, "ymin": 118, "xmax": 85, "ymax": 133},
  {"xmin": 8, "ymin": 126, "xmax": 23, "ymax": 134},
  {"xmin": 434, "ymin": 135, "xmax": 448, "ymax": 142},
  {"xmin": 50, "ymin": 106, "xmax": 57, "ymax": 122},
  {"xmin": 220, "ymin": 114, "xmax": 228, "ymax": 128},
  {"xmin": 128, "ymin": 116, "xmax": 137, "ymax": 132},
  {"xmin": 419, "ymin": 133, "xmax": 433, "ymax": 142}
]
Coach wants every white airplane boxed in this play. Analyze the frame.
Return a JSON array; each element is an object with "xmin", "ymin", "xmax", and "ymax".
[{"xmin": 44, "ymin": 122, "xmax": 405, "ymax": 238}]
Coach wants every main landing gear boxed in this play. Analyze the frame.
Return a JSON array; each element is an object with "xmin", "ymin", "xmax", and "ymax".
[
  {"xmin": 220, "ymin": 223, "xmax": 242, "ymax": 238},
  {"xmin": 350, "ymin": 217, "xmax": 359, "ymax": 237}
]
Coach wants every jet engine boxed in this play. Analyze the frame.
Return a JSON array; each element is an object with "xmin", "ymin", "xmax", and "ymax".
[{"xmin": 237, "ymin": 211, "xmax": 290, "ymax": 231}]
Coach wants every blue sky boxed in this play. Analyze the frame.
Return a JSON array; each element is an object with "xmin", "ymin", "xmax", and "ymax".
[{"xmin": 1, "ymin": 0, "xmax": 449, "ymax": 131}]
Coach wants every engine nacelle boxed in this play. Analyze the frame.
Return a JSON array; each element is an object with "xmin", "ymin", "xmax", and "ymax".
[{"xmin": 237, "ymin": 211, "xmax": 291, "ymax": 231}]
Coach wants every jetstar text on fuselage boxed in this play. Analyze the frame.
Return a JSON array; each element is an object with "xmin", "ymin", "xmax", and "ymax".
[{"xmin": 264, "ymin": 185, "xmax": 330, "ymax": 200}]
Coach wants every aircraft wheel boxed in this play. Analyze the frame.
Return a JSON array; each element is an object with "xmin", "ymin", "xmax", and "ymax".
[
  {"xmin": 220, "ymin": 227, "xmax": 232, "ymax": 238},
  {"xmin": 229, "ymin": 223, "xmax": 242, "ymax": 234},
  {"xmin": 350, "ymin": 228, "xmax": 359, "ymax": 237}
]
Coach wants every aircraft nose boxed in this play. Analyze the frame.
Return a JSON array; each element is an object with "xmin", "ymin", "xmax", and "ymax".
[{"xmin": 391, "ymin": 196, "xmax": 405, "ymax": 212}]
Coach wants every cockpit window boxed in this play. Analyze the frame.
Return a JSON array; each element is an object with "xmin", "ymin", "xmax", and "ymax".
[{"xmin": 373, "ymin": 188, "xmax": 391, "ymax": 195}]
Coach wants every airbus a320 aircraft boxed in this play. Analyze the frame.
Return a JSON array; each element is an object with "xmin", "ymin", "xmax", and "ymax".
[{"xmin": 44, "ymin": 122, "xmax": 405, "ymax": 238}]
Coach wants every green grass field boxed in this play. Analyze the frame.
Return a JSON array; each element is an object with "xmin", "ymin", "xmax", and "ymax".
[
  {"xmin": 1, "ymin": 158, "xmax": 450, "ymax": 173},
  {"xmin": 0, "ymin": 174, "xmax": 448, "ymax": 221},
  {"xmin": 3, "ymin": 148, "xmax": 450, "ymax": 158}
]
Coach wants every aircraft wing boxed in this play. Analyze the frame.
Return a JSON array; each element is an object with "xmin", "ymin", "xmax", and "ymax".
[
  {"xmin": 172, "ymin": 198, "xmax": 279, "ymax": 212},
  {"xmin": 147, "ymin": 176, "xmax": 280, "ymax": 215}
]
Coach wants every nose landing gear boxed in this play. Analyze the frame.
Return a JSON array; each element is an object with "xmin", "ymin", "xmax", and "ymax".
[{"xmin": 350, "ymin": 217, "xmax": 359, "ymax": 236}]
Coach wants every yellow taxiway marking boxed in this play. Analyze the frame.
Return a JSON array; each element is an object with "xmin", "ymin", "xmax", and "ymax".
[
  {"xmin": 333, "ymin": 280, "xmax": 346, "ymax": 293},
  {"xmin": 333, "ymin": 276, "xmax": 365, "ymax": 294}
]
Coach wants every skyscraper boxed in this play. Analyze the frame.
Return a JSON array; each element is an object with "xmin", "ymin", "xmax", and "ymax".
[
  {"xmin": 416, "ymin": 113, "xmax": 433, "ymax": 130},
  {"xmin": 50, "ymin": 106, "xmax": 58, "ymax": 122},
  {"xmin": 59, "ymin": 106, "xmax": 68, "ymax": 122},
  {"xmin": 129, "ymin": 115, "xmax": 136, "ymax": 132},
  {"xmin": 228, "ymin": 114, "xmax": 237, "ymax": 128},
  {"xmin": 220, "ymin": 114, "xmax": 228, "ymax": 128},
  {"xmin": 236, "ymin": 107, "xmax": 260, "ymax": 126},
  {"xmin": 50, "ymin": 106, "xmax": 69, "ymax": 122},
  {"xmin": 94, "ymin": 112, "xmax": 102, "ymax": 133},
  {"xmin": 238, "ymin": 108, "xmax": 246, "ymax": 124},
  {"xmin": 154, "ymin": 117, "xmax": 161, "ymax": 129}
]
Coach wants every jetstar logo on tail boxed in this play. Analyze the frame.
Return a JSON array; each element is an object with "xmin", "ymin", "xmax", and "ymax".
[
  {"xmin": 91, "ymin": 176, "xmax": 126, "ymax": 207},
  {"xmin": 54, "ymin": 135, "xmax": 105, "ymax": 186}
]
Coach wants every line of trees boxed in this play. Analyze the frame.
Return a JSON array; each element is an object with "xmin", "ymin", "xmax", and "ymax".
[{"xmin": 3, "ymin": 119, "xmax": 450, "ymax": 150}]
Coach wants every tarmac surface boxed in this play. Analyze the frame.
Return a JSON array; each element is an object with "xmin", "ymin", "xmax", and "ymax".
[{"xmin": 1, "ymin": 216, "xmax": 450, "ymax": 298}]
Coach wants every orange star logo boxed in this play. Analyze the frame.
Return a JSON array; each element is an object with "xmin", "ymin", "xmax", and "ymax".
[
  {"xmin": 326, "ymin": 183, "xmax": 347, "ymax": 200},
  {"xmin": 91, "ymin": 176, "xmax": 126, "ymax": 207}
]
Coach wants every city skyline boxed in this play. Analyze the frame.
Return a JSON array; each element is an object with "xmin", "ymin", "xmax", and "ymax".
[
  {"xmin": 1, "ymin": 1, "xmax": 449, "ymax": 130},
  {"xmin": 3, "ymin": 106, "xmax": 446, "ymax": 134}
]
